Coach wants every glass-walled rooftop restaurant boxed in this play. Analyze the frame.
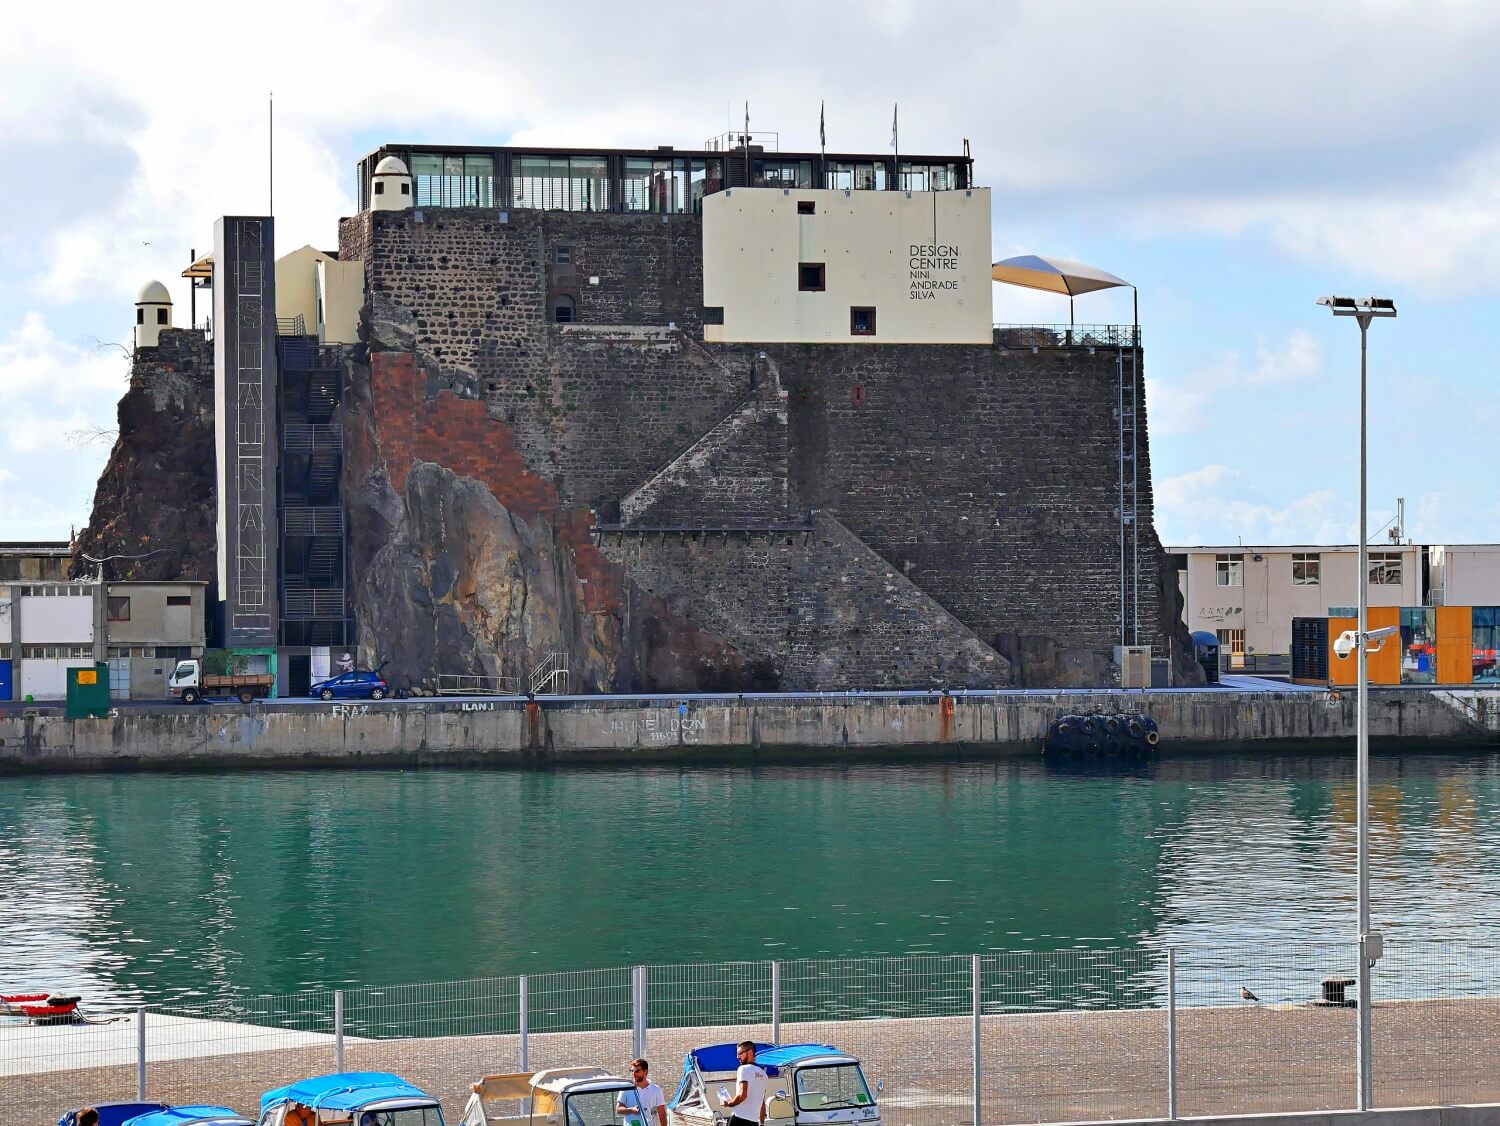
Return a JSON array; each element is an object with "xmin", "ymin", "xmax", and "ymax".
[{"xmin": 357, "ymin": 140, "xmax": 974, "ymax": 214}]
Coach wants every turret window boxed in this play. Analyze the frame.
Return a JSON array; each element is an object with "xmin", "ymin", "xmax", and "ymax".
[
  {"xmin": 374, "ymin": 181, "xmax": 385, "ymax": 195},
  {"xmin": 136, "ymin": 309, "xmax": 145, "ymax": 324},
  {"xmin": 157, "ymin": 308, "xmax": 168, "ymax": 324}
]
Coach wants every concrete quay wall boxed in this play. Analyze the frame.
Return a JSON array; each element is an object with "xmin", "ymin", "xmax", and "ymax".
[{"xmin": 1, "ymin": 687, "xmax": 1497, "ymax": 773}]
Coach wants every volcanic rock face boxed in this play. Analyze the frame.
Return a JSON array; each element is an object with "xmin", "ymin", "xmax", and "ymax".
[{"xmin": 71, "ymin": 330, "xmax": 217, "ymax": 584}]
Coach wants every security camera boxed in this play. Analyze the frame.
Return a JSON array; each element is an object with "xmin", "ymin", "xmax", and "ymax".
[{"xmin": 1333, "ymin": 625, "xmax": 1400, "ymax": 660}]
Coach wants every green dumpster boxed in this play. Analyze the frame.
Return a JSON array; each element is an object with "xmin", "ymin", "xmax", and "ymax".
[{"xmin": 65, "ymin": 662, "xmax": 111, "ymax": 719}]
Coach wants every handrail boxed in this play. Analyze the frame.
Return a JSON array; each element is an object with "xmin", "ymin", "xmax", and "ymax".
[{"xmin": 993, "ymin": 323, "xmax": 1141, "ymax": 349}]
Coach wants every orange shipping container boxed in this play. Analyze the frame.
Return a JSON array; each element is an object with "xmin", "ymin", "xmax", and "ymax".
[{"xmin": 1436, "ymin": 606, "xmax": 1473, "ymax": 685}]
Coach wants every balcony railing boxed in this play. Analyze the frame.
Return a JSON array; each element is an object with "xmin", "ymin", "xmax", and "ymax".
[
  {"xmin": 993, "ymin": 323, "xmax": 1141, "ymax": 349},
  {"xmin": 282, "ymin": 586, "xmax": 345, "ymax": 620},
  {"xmin": 703, "ymin": 130, "xmax": 780, "ymax": 153}
]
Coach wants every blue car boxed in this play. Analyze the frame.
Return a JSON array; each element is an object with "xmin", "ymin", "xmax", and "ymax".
[{"xmin": 309, "ymin": 671, "xmax": 389, "ymax": 701}]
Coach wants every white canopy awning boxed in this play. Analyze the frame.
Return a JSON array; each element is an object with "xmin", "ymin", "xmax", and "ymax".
[{"xmin": 990, "ymin": 254, "xmax": 1130, "ymax": 296}]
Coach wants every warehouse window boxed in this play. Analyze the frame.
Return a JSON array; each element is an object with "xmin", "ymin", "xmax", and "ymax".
[
  {"xmin": 167, "ymin": 595, "xmax": 192, "ymax": 607},
  {"xmin": 1216, "ymin": 554, "xmax": 1243, "ymax": 587},
  {"xmin": 1216, "ymin": 628, "xmax": 1245, "ymax": 670},
  {"xmin": 107, "ymin": 596, "xmax": 131, "ymax": 622},
  {"xmin": 1369, "ymin": 552, "xmax": 1403, "ymax": 586},
  {"xmin": 850, "ymin": 307, "xmax": 877, "ymax": 336},
  {"xmin": 1292, "ymin": 552, "xmax": 1321, "ymax": 586},
  {"xmin": 799, "ymin": 263, "xmax": 825, "ymax": 292},
  {"xmin": 552, "ymin": 295, "xmax": 576, "ymax": 324}
]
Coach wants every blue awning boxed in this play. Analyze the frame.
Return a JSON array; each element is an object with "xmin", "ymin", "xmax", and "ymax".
[
  {"xmin": 122, "ymin": 1107, "xmax": 252, "ymax": 1126},
  {"xmin": 260, "ymin": 1072, "xmax": 435, "ymax": 1112}
]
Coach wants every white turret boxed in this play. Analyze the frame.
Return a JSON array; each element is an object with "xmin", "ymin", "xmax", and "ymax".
[
  {"xmin": 134, "ymin": 280, "xmax": 173, "ymax": 348},
  {"xmin": 371, "ymin": 155, "xmax": 413, "ymax": 211}
]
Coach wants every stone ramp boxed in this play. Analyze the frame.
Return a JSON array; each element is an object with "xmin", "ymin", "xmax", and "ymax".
[{"xmin": 8, "ymin": 1000, "xmax": 1500, "ymax": 1126}]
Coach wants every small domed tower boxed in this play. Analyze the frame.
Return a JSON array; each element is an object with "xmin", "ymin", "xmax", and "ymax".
[
  {"xmin": 134, "ymin": 280, "xmax": 173, "ymax": 348},
  {"xmin": 371, "ymin": 155, "xmax": 413, "ymax": 211}
]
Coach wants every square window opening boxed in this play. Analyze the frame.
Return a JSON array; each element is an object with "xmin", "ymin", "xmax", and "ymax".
[
  {"xmin": 107, "ymin": 596, "xmax": 131, "ymax": 622},
  {"xmin": 157, "ymin": 308, "xmax": 168, "ymax": 324},
  {"xmin": 799, "ymin": 263, "xmax": 826, "ymax": 292},
  {"xmin": 797, "ymin": 200, "xmax": 816, "ymax": 215},
  {"xmin": 1216, "ymin": 554, "xmax": 1244, "ymax": 587},
  {"xmin": 555, "ymin": 246, "xmax": 573, "ymax": 265},
  {"xmin": 850, "ymin": 307, "xmax": 877, "ymax": 336},
  {"xmin": 374, "ymin": 181, "xmax": 385, "ymax": 195}
]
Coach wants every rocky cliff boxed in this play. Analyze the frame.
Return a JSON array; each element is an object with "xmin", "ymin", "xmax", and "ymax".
[{"xmin": 71, "ymin": 329, "xmax": 217, "ymax": 584}]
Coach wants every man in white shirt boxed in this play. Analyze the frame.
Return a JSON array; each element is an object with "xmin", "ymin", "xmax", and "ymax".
[
  {"xmin": 618, "ymin": 1057, "xmax": 667, "ymax": 1126},
  {"xmin": 720, "ymin": 1041, "xmax": 768, "ymax": 1126}
]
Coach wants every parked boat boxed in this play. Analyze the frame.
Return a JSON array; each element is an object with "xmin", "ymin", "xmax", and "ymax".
[
  {"xmin": 4, "ymin": 991, "xmax": 82, "ymax": 1024},
  {"xmin": 59, "ymin": 1106, "xmax": 169, "ymax": 1126}
]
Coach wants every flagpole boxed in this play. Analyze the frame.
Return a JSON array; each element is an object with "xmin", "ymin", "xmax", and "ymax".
[
  {"xmin": 892, "ymin": 102, "xmax": 899, "ymax": 190},
  {"xmin": 744, "ymin": 101, "xmax": 751, "ymax": 188}
]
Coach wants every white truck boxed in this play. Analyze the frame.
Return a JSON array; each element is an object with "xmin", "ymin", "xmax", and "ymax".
[{"xmin": 167, "ymin": 659, "xmax": 275, "ymax": 704}]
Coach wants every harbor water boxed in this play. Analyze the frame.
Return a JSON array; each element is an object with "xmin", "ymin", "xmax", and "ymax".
[{"xmin": 3, "ymin": 749, "xmax": 1499, "ymax": 1010}]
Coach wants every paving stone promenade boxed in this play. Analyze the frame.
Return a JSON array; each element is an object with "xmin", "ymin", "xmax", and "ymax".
[{"xmin": 7, "ymin": 1000, "xmax": 1500, "ymax": 1126}]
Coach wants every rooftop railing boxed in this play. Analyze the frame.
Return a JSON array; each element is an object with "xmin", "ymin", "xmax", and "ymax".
[{"xmin": 994, "ymin": 323, "xmax": 1141, "ymax": 349}]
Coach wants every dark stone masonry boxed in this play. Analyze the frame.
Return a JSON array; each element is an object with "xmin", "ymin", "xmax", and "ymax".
[{"xmin": 333, "ymin": 206, "xmax": 1196, "ymax": 690}]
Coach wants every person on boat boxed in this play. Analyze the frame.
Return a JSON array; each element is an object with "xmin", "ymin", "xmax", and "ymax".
[
  {"xmin": 618, "ymin": 1057, "xmax": 667, "ymax": 1126},
  {"xmin": 78, "ymin": 1110, "xmax": 99, "ymax": 1126},
  {"xmin": 720, "ymin": 1041, "xmax": 768, "ymax": 1126}
]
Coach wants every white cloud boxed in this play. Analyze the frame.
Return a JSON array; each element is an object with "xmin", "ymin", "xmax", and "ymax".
[
  {"xmin": 0, "ymin": 314, "xmax": 125, "ymax": 539},
  {"xmin": 1147, "ymin": 331, "xmax": 1324, "ymax": 437},
  {"xmin": 1157, "ymin": 464, "xmax": 1351, "ymax": 545}
]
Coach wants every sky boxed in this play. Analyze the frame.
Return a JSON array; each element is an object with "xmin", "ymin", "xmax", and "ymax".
[{"xmin": 1, "ymin": 0, "xmax": 1498, "ymax": 547}]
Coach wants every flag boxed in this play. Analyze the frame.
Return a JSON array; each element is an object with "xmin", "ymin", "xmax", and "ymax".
[
  {"xmin": 819, "ymin": 101, "xmax": 826, "ymax": 149},
  {"xmin": 891, "ymin": 103, "xmax": 898, "ymax": 150}
]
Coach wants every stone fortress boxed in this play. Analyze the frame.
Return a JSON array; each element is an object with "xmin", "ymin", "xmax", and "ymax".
[{"xmin": 76, "ymin": 133, "xmax": 1196, "ymax": 694}]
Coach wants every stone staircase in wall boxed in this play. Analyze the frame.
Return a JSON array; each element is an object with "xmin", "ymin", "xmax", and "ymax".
[
  {"xmin": 618, "ymin": 352, "xmax": 790, "ymax": 528},
  {"xmin": 601, "ymin": 347, "xmax": 1012, "ymax": 687}
]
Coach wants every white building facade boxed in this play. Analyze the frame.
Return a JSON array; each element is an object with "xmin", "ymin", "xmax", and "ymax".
[{"xmin": 1171, "ymin": 545, "xmax": 1422, "ymax": 673}]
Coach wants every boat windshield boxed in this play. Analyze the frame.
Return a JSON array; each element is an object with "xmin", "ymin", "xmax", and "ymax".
[
  {"xmin": 794, "ymin": 1064, "xmax": 874, "ymax": 1112},
  {"xmin": 566, "ymin": 1086, "xmax": 644, "ymax": 1126},
  {"xmin": 356, "ymin": 1107, "xmax": 446, "ymax": 1126}
]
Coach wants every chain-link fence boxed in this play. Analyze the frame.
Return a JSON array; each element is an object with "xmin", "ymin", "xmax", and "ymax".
[{"xmin": 7, "ymin": 943, "xmax": 1500, "ymax": 1126}]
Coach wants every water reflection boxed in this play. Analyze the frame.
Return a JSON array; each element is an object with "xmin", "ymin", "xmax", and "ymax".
[{"xmin": 0, "ymin": 752, "xmax": 1497, "ymax": 1008}]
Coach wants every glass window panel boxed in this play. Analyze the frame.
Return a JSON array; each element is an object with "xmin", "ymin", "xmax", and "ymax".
[
  {"xmin": 411, "ymin": 153, "xmax": 444, "ymax": 208},
  {"xmin": 1400, "ymin": 608, "xmax": 1436, "ymax": 684},
  {"xmin": 690, "ymin": 158, "xmax": 724, "ymax": 212},
  {"xmin": 754, "ymin": 159, "xmax": 812, "ymax": 188},
  {"xmin": 1476, "ymin": 608, "xmax": 1499, "ymax": 683},
  {"xmin": 570, "ymin": 156, "xmax": 610, "ymax": 211},
  {"xmin": 623, "ymin": 158, "xmax": 686, "ymax": 213}
]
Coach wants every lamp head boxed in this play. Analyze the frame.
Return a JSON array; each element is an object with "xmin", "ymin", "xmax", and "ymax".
[{"xmin": 1318, "ymin": 295, "xmax": 1397, "ymax": 318}]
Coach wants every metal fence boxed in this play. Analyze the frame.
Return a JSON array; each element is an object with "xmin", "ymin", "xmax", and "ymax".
[{"xmin": 7, "ymin": 944, "xmax": 1500, "ymax": 1126}]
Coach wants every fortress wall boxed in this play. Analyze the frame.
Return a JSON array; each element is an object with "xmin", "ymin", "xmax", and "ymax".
[{"xmin": 337, "ymin": 208, "xmax": 1183, "ymax": 688}]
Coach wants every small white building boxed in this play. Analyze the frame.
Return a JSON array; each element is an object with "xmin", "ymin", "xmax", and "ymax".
[
  {"xmin": 1, "ymin": 581, "xmax": 101, "ymax": 700},
  {"xmin": 1428, "ymin": 545, "xmax": 1500, "ymax": 607},
  {"xmin": 1170, "ymin": 544, "xmax": 1422, "ymax": 673},
  {"xmin": 134, "ymin": 280, "xmax": 173, "ymax": 348}
]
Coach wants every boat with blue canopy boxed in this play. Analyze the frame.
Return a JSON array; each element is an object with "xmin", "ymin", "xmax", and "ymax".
[
  {"xmin": 258, "ymin": 1072, "xmax": 445, "ymax": 1126},
  {"xmin": 59, "ymin": 1104, "xmax": 169, "ymax": 1126},
  {"xmin": 669, "ymin": 1043, "xmax": 880, "ymax": 1126}
]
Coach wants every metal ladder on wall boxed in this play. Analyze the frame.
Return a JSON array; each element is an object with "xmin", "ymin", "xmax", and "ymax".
[
  {"xmin": 528, "ymin": 651, "xmax": 570, "ymax": 695},
  {"xmin": 1117, "ymin": 346, "xmax": 1141, "ymax": 646}
]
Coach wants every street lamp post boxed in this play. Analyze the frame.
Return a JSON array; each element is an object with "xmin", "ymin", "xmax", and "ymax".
[{"xmin": 1318, "ymin": 294, "xmax": 1397, "ymax": 1111}]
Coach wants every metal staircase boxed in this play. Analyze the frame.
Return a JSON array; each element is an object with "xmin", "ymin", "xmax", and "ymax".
[{"xmin": 528, "ymin": 651, "xmax": 570, "ymax": 695}]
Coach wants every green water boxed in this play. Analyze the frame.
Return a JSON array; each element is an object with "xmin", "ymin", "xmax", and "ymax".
[{"xmin": 3, "ymin": 751, "xmax": 1498, "ymax": 1007}]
